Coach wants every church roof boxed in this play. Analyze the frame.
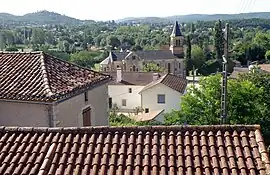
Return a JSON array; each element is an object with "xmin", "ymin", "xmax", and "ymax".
[{"xmin": 171, "ymin": 21, "xmax": 182, "ymax": 37}]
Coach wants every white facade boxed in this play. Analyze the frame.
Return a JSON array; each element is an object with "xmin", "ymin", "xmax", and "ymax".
[
  {"xmin": 141, "ymin": 83, "xmax": 182, "ymax": 114},
  {"xmin": 0, "ymin": 83, "xmax": 109, "ymax": 127},
  {"xmin": 108, "ymin": 82, "xmax": 185, "ymax": 123},
  {"xmin": 108, "ymin": 85, "xmax": 144, "ymax": 111}
]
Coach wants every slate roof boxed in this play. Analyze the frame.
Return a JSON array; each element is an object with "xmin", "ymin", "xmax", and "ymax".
[
  {"xmin": 230, "ymin": 67, "xmax": 249, "ymax": 79},
  {"xmin": 0, "ymin": 52, "xmax": 110, "ymax": 102},
  {"xmin": 103, "ymin": 71, "xmax": 163, "ymax": 86},
  {"xmin": 135, "ymin": 50, "xmax": 181, "ymax": 60},
  {"xmin": 140, "ymin": 74, "xmax": 188, "ymax": 94},
  {"xmin": 0, "ymin": 125, "xmax": 269, "ymax": 175},
  {"xmin": 108, "ymin": 51, "xmax": 129, "ymax": 61},
  {"xmin": 171, "ymin": 21, "xmax": 182, "ymax": 37}
]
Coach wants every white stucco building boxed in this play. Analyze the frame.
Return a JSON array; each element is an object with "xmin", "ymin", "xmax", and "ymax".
[
  {"xmin": 0, "ymin": 51, "xmax": 111, "ymax": 127},
  {"xmin": 105, "ymin": 68, "xmax": 187, "ymax": 122}
]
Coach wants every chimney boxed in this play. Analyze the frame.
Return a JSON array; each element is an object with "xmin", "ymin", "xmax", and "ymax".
[
  {"xmin": 153, "ymin": 73, "xmax": 160, "ymax": 81},
  {"xmin": 116, "ymin": 67, "xmax": 122, "ymax": 82}
]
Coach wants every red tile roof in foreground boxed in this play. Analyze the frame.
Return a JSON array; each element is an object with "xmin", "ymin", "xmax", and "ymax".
[
  {"xmin": 0, "ymin": 51, "xmax": 110, "ymax": 102},
  {"xmin": 0, "ymin": 125, "xmax": 269, "ymax": 175}
]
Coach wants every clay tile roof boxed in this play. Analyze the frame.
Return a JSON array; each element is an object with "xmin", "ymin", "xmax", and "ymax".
[
  {"xmin": 140, "ymin": 74, "xmax": 188, "ymax": 94},
  {"xmin": 259, "ymin": 64, "xmax": 270, "ymax": 73},
  {"xmin": 0, "ymin": 51, "xmax": 111, "ymax": 102},
  {"xmin": 0, "ymin": 125, "xmax": 269, "ymax": 175},
  {"xmin": 104, "ymin": 71, "xmax": 164, "ymax": 85}
]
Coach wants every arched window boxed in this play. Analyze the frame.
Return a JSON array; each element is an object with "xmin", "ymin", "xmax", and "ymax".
[{"xmin": 132, "ymin": 65, "xmax": 136, "ymax": 72}]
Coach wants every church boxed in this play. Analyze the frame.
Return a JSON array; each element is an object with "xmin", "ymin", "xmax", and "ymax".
[{"xmin": 99, "ymin": 21, "xmax": 186, "ymax": 77}]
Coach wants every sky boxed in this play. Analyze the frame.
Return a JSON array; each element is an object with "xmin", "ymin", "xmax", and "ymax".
[{"xmin": 0, "ymin": 0, "xmax": 270, "ymax": 21}]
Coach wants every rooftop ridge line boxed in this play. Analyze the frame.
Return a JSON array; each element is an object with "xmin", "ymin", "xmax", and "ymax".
[
  {"xmin": 40, "ymin": 52, "xmax": 53, "ymax": 96},
  {"xmin": 0, "ymin": 125, "xmax": 262, "ymax": 133}
]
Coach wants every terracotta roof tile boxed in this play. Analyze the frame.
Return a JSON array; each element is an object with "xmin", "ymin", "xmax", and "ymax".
[
  {"xmin": 0, "ymin": 51, "xmax": 110, "ymax": 102},
  {"xmin": 0, "ymin": 125, "xmax": 269, "ymax": 175},
  {"xmin": 103, "ymin": 71, "xmax": 163, "ymax": 85},
  {"xmin": 140, "ymin": 74, "xmax": 187, "ymax": 94}
]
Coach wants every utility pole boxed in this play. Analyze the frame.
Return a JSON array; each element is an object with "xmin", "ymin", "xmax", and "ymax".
[
  {"xmin": 221, "ymin": 23, "xmax": 229, "ymax": 124},
  {"xmin": 193, "ymin": 65, "xmax": 195, "ymax": 86}
]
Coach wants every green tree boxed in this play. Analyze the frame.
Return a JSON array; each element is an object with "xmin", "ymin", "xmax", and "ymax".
[
  {"xmin": 191, "ymin": 45, "xmax": 205, "ymax": 69},
  {"xmin": 70, "ymin": 51, "xmax": 102, "ymax": 68},
  {"xmin": 203, "ymin": 42, "xmax": 211, "ymax": 60},
  {"xmin": 106, "ymin": 35, "xmax": 120, "ymax": 49},
  {"xmin": 165, "ymin": 73, "xmax": 270, "ymax": 134},
  {"xmin": 32, "ymin": 28, "xmax": 45, "ymax": 46},
  {"xmin": 185, "ymin": 35, "xmax": 192, "ymax": 75},
  {"xmin": 4, "ymin": 31, "xmax": 15, "ymax": 46},
  {"xmin": 265, "ymin": 50, "xmax": 270, "ymax": 62},
  {"xmin": 253, "ymin": 32, "xmax": 270, "ymax": 51},
  {"xmin": 214, "ymin": 20, "xmax": 224, "ymax": 60},
  {"xmin": 143, "ymin": 62, "xmax": 164, "ymax": 72},
  {"xmin": 0, "ymin": 32, "xmax": 6, "ymax": 50}
]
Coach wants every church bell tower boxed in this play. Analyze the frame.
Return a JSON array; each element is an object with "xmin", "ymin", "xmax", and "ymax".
[{"xmin": 170, "ymin": 21, "xmax": 184, "ymax": 57}]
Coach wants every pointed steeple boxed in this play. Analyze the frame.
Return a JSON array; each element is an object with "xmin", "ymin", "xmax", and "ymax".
[
  {"xmin": 171, "ymin": 21, "xmax": 182, "ymax": 37},
  {"xmin": 170, "ymin": 21, "xmax": 184, "ymax": 57}
]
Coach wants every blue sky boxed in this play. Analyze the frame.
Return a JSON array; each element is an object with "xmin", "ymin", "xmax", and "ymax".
[{"xmin": 0, "ymin": 0, "xmax": 269, "ymax": 21}]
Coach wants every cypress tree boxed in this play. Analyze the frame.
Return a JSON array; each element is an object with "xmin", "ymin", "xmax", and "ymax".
[
  {"xmin": 186, "ymin": 35, "xmax": 192, "ymax": 75},
  {"xmin": 214, "ymin": 20, "xmax": 224, "ymax": 60}
]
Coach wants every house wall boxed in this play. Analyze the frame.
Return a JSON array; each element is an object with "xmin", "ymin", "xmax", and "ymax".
[
  {"xmin": 108, "ymin": 85, "xmax": 144, "ymax": 112},
  {"xmin": 0, "ymin": 101, "xmax": 50, "ymax": 126},
  {"xmin": 125, "ymin": 53, "xmax": 143, "ymax": 72},
  {"xmin": 55, "ymin": 83, "xmax": 109, "ymax": 127},
  {"xmin": 141, "ymin": 83, "xmax": 182, "ymax": 113}
]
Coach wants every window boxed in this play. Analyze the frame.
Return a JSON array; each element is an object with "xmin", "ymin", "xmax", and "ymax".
[
  {"xmin": 145, "ymin": 108, "xmax": 149, "ymax": 113},
  {"xmin": 132, "ymin": 65, "xmax": 136, "ymax": 72},
  {"xmin": 136, "ymin": 68, "xmax": 139, "ymax": 72},
  {"xmin": 168, "ymin": 63, "xmax": 171, "ymax": 73},
  {"xmin": 82, "ymin": 107, "xmax": 91, "ymax": 126},
  {"xmin": 128, "ymin": 88, "xmax": 132, "ymax": 93},
  {"xmin": 176, "ymin": 40, "xmax": 181, "ymax": 47},
  {"xmin": 84, "ymin": 92, "xmax": 88, "ymax": 102},
  {"xmin": 179, "ymin": 63, "xmax": 181, "ymax": 69},
  {"xmin": 108, "ymin": 97, "xmax": 112, "ymax": 109},
  {"xmin": 157, "ymin": 63, "xmax": 160, "ymax": 67},
  {"xmin": 117, "ymin": 65, "xmax": 120, "ymax": 68},
  {"xmin": 157, "ymin": 94, "xmax": 165, "ymax": 104},
  {"xmin": 132, "ymin": 56, "xmax": 136, "ymax": 60},
  {"xmin": 122, "ymin": 99, "xmax": 127, "ymax": 106}
]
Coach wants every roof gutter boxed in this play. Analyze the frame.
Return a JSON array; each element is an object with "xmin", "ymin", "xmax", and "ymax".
[{"xmin": 0, "ymin": 99, "xmax": 53, "ymax": 105}]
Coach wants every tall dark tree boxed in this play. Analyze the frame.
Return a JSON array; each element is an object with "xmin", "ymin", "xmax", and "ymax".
[
  {"xmin": 186, "ymin": 35, "xmax": 192, "ymax": 75},
  {"xmin": 203, "ymin": 41, "xmax": 211, "ymax": 60},
  {"xmin": 214, "ymin": 20, "xmax": 224, "ymax": 60}
]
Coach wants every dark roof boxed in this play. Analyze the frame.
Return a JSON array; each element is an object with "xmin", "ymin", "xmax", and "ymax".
[
  {"xmin": 108, "ymin": 51, "xmax": 129, "ymax": 61},
  {"xmin": 135, "ymin": 50, "xmax": 180, "ymax": 60},
  {"xmin": 0, "ymin": 125, "xmax": 269, "ymax": 175},
  {"xmin": 171, "ymin": 21, "xmax": 182, "ymax": 37},
  {"xmin": 0, "ymin": 52, "xmax": 110, "ymax": 102},
  {"xmin": 140, "ymin": 74, "xmax": 188, "ymax": 94},
  {"xmin": 230, "ymin": 67, "xmax": 249, "ymax": 79},
  {"xmin": 103, "ymin": 71, "xmax": 162, "ymax": 85}
]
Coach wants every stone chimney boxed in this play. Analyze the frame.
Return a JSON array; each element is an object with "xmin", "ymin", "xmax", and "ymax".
[
  {"xmin": 153, "ymin": 73, "xmax": 160, "ymax": 81},
  {"xmin": 116, "ymin": 67, "xmax": 122, "ymax": 82}
]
